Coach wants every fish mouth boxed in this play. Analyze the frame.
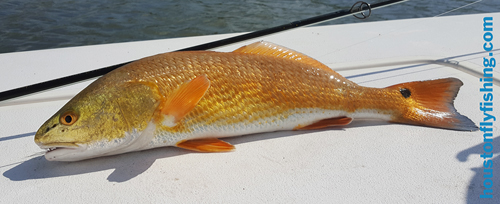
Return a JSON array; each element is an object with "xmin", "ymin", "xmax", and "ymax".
[
  {"xmin": 46, "ymin": 146, "xmax": 75, "ymax": 153},
  {"xmin": 39, "ymin": 142, "xmax": 79, "ymax": 151},
  {"xmin": 38, "ymin": 142, "xmax": 87, "ymax": 161}
]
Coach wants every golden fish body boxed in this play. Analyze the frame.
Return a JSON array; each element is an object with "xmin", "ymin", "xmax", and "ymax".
[{"xmin": 34, "ymin": 41, "xmax": 477, "ymax": 161}]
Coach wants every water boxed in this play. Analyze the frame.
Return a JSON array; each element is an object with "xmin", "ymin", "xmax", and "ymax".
[{"xmin": 0, "ymin": 0, "xmax": 498, "ymax": 54}]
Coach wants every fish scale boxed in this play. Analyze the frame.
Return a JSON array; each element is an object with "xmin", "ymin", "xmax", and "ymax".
[
  {"xmin": 139, "ymin": 53, "xmax": 385, "ymax": 123},
  {"xmin": 119, "ymin": 50, "xmax": 361, "ymax": 142}
]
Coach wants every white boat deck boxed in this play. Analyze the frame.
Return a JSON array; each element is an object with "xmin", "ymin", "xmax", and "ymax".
[{"xmin": 1, "ymin": 13, "xmax": 499, "ymax": 203}]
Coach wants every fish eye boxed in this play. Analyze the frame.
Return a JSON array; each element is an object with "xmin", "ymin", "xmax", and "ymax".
[{"xmin": 60, "ymin": 111, "xmax": 78, "ymax": 126}]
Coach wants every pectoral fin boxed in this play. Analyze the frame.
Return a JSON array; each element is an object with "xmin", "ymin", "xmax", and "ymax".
[
  {"xmin": 294, "ymin": 116, "xmax": 353, "ymax": 130},
  {"xmin": 158, "ymin": 75, "xmax": 210, "ymax": 127},
  {"xmin": 176, "ymin": 138, "xmax": 235, "ymax": 152}
]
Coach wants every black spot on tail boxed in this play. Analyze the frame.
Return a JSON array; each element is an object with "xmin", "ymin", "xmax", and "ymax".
[{"xmin": 400, "ymin": 88, "xmax": 411, "ymax": 98}]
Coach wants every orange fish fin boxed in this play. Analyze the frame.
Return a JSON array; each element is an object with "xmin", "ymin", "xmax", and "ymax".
[
  {"xmin": 176, "ymin": 138, "xmax": 235, "ymax": 152},
  {"xmin": 387, "ymin": 78, "xmax": 478, "ymax": 131},
  {"xmin": 233, "ymin": 41, "xmax": 335, "ymax": 73},
  {"xmin": 294, "ymin": 116, "xmax": 353, "ymax": 130},
  {"xmin": 159, "ymin": 75, "xmax": 210, "ymax": 127}
]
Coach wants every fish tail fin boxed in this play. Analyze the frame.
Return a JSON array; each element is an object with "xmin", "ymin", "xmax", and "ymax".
[{"xmin": 386, "ymin": 78, "xmax": 478, "ymax": 131}]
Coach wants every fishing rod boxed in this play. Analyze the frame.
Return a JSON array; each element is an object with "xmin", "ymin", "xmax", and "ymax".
[{"xmin": 0, "ymin": 0, "xmax": 407, "ymax": 102}]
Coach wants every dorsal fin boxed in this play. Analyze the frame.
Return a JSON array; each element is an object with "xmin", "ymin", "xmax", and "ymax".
[{"xmin": 233, "ymin": 41, "xmax": 334, "ymax": 73}]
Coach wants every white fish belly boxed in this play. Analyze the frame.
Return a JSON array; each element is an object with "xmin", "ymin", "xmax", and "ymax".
[{"xmin": 143, "ymin": 108, "xmax": 392, "ymax": 150}]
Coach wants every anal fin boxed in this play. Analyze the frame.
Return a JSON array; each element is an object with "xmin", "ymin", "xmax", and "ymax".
[
  {"xmin": 176, "ymin": 138, "xmax": 235, "ymax": 152},
  {"xmin": 294, "ymin": 116, "xmax": 353, "ymax": 130}
]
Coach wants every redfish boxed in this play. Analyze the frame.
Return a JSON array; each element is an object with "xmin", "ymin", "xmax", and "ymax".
[{"xmin": 34, "ymin": 41, "xmax": 478, "ymax": 161}]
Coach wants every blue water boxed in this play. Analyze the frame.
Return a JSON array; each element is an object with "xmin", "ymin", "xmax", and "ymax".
[{"xmin": 0, "ymin": 0, "xmax": 498, "ymax": 53}]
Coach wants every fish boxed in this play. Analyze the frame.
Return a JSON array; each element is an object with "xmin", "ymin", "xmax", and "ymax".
[{"xmin": 34, "ymin": 41, "xmax": 478, "ymax": 161}]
